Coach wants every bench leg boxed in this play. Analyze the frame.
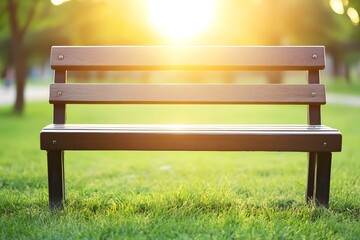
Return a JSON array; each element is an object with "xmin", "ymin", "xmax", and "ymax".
[
  {"xmin": 306, "ymin": 152, "xmax": 332, "ymax": 207},
  {"xmin": 47, "ymin": 150, "xmax": 65, "ymax": 209},
  {"xmin": 306, "ymin": 152, "xmax": 316, "ymax": 202},
  {"xmin": 314, "ymin": 152, "xmax": 332, "ymax": 207}
]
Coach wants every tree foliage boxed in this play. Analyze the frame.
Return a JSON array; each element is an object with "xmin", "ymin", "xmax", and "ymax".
[
  {"xmin": 0, "ymin": 0, "xmax": 359, "ymax": 113},
  {"xmin": 0, "ymin": 0, "xmax": 60, "ymax": 113}
]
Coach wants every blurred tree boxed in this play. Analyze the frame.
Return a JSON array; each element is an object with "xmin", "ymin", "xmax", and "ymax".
[
  {"xmin": 325, "ymin": 0, "xmax": 360, "ymax": 80},
  {"xmin": 5, "ymin": 0, "xmax": 40, "ymax": 113},
  {"xmin": 205, "ymin": 0, "xmax": 358, "ymax": 82},
  {"xmin": 0, "ymin": 0, "xmax": 66, "ymax": 113},
  {"xmin": 56, "ymin": 0, "xmax": 157, "ymax": 45},
  {"xmin": 0, "ymin": 0, "xmax": 45, "ymax": 113}
]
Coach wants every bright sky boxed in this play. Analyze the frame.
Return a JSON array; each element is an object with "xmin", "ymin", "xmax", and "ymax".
[
  {"xmin": 50, "ymin": 0, "xmax": 70, "ymax": 6},
  {"xmin": 147, "ymin": 0, "xmax": 217, "ymax": 42},
  {"xmin": 51, "ymin": 0, "xmax": 217, "ymax": 41},
  {"xmin": 50, "ymin": 0, "xmax": 358, "ymax": 36}
]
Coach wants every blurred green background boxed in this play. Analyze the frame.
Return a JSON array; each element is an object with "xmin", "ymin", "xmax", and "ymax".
[
  {"xmin": 1, "ymin": 1, "xmax": 360, "ymax": 238},
  {"xmin": 1, "ymin": 0, "xmax": 360, "ymax": 113}
]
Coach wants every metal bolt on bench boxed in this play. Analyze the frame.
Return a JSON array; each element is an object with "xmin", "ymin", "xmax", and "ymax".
[{"xmin": 40, "ymin": 46, "xmax": 342, "ymax": 209}]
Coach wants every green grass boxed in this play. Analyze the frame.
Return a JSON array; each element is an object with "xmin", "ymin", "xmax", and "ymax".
[{"xmin": 0, "ymin": 102, "xmax": 359, "ymax": 239}]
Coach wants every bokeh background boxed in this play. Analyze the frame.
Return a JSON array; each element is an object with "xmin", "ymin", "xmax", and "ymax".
[
  {"xmin": 1, "ymin": 1, "xmax": 360, "ymax": 238},
  {"xmin": 0, "ymin": 0, "xmax": 360, "ymax": 113}
]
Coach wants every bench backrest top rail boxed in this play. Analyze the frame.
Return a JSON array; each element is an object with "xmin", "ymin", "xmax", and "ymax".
[
  {"xmin": 49, "ymin": 83, "xmax": 326, "ymax": 105},
  {"xmin": 50, "ymin": 46, "xmax": 325, "ymax": 71}
]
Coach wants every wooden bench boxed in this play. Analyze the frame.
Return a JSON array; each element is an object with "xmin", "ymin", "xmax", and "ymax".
[{"xmin": 40, "ymin": 46, "xmax": 342, "ymax": 209}]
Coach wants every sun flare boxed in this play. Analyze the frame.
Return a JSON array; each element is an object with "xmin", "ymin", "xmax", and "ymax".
[
  {"xmin": 147, "ymin": 0, "xmax": 217, "ymax": 42},
  {"xmin": 50, "ymin": 0, "xmax": 70, "ymax": 6}
]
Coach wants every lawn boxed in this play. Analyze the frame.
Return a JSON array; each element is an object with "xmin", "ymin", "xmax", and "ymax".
[{"xmin": 0, "ymin": 101, "xmax": 359, "ymax": 239}]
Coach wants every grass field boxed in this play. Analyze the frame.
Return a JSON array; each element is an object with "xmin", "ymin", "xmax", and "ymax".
[{"xmin": 0, "ymin": 101, "xmax": 359, "ymax": 239}]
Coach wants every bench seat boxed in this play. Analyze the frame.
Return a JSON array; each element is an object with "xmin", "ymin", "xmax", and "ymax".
[
  {"xmin": 42, "ymin": 46, "xmax": 342, "ymax": 208},
  {"xmin": 41, "ymin": 124, "xmax": 341, "ymax": 152}
]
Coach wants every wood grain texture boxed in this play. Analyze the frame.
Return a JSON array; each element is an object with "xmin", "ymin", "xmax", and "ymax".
[
  {"xmin": 308, "ymin": 70, "xmax": 322, "ymax": 125},
  {"xmin": 53, "ymin": 70, "xmax": 67, "ymax": 124},
  {"xmin": 49, "ymin": 83, "xmax": 326, "ymax": 104},
  {"xmin": 41, "ymin": 124, "xmax": 342, "ymax": 152},
  {"xmin": 306, "ymin": 71, "xmax": 322, "ymax": 201},
  {"xmin": 50, "ymin": 46, "xmax": 325, "ymax": 71},
  {"xmin": 42, "ymin": 45, "xmax": 343, "ymax": 208}
]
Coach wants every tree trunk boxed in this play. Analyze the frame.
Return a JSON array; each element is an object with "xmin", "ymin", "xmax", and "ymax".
[
  {"xmin": 332, "ymin": 51, "xmax": 342, "ymax": 78},
  {"xmin": 7, "ymin": 0, "xmax": 27, "ymax": 114},
  {"xmin": 13, "ymin": 43, "xmax": 27, "ymax": 113}
]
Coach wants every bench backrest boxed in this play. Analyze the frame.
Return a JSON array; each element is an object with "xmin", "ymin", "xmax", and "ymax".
[{"xmin": 49, "ymin": 46, "xmax": 325, "ymax": 125}]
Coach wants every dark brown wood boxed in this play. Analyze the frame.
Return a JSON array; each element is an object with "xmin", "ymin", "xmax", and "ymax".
[
  {"xmin": 53, "ymin": 104, "xmax": 66, "ymax": 124},
  {"xmin": 49, "ymin": 83, "xmax": 326, "ymax": 105},
  {"xmin": 308, "ymin": 70, "xmax": 320, "ymax": 84},
  {"xmin": 306, "ymin": 70, "xmax": 321, "ymax": 202},
  {"xmin": 47, "ymin": 150, "xmax": 65, "ymax": 209},
  {"xmin": 53, "ymin": 70, "xmax": 67, "ymax": 124},
  {"xmin": 48, "ymin": 70, "xmax": 66, "ymax": 210},
  {"xmin": 41, "ymin": 45, "xmax": 342, "ymax": 208},
  {"xmin": 314, "ymin": 152, "xmax": 332, "ymax": 207},
  {"xmin": 308, "ymin": 105, "xmax": 321, "ymax": 125},
  {"xmin": 50, "ymin": 46, "xmax": 325, "ymax": 71},
  {"xmin": 308, "ymin": 70, "xmax": 321, "ymax": 125},
  {"xmin": 40, "ymin": 124, "xmax": 342, "ymax": 152},
  {"xmin": 306, "ymin": 152, "xmax": 316, "ymax": 202},
  {"xmin": 54, "ymin": 69, "xmax": 67, "ymax": 84}
]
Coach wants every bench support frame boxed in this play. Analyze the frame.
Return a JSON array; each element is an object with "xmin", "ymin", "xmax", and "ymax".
[
  {"xmin": 43, "ymin": 47, "xmax": 340, "ymax": 209},
  {"xmin": 305, "ymin": 70, "xmax": 332, "ymax": 206},
  {"xmin": 47, "ymin": 70, "xmax": 66, "ymax": 209},
  {"xmin": 47, "ymin": 150, "xmax": 65, "ymax": 209}
]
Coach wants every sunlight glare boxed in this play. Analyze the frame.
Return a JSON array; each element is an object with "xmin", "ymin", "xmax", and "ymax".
[
  {"xmin": 51, "ymin": 0, "xmax": 70, "ymax": 6},
  {"xmin": 147, "ymin": 0, "xmax": 217, "ymax": 42},
  {"xmin": 329, "ymin": 0, "xmax": 345, "ymax": 14},
  {"xmin": 347, "ymin": 7, "xmax": 359, "ymax": 25},
  {"xmin": 167, "ymin": 124, "xmax": 190, "ymax": 131}
]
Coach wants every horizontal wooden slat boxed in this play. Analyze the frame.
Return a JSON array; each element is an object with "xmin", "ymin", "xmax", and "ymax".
[
  {"xmin": 49, "ymin": 83, "xmax": 326, "ymax": 104},
  {"xmin": 50, "ymin": 46, "xmax": 325, "ymax": 71},
  {"xmin": 40, "ymin": 124, "xmax": 342, "ymax": 152}
]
